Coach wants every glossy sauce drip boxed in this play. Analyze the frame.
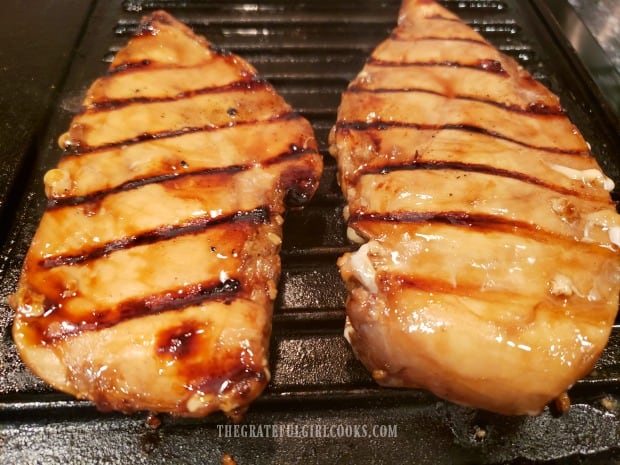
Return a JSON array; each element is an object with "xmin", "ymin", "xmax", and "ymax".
[
  {"xmin": 478, "ymin": 59, "xmax": 505, "ymax": 74},
  {"xmin": 156, "ymin": 319, "xmax": 208, "ymax": 360}
]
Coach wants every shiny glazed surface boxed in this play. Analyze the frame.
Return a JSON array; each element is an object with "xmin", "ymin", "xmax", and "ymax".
[
  {"xmin": 9, "ymin": 11, "xmax": 323, "ymax": 419},
  {"xmin": 330, "ymin": 0, "xmax": 620, "ymax": 415}
]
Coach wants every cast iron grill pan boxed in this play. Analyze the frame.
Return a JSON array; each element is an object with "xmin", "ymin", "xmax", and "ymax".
[{"xmin": 1, "ymin": 0, "xmax": 619, "ymax": 463}]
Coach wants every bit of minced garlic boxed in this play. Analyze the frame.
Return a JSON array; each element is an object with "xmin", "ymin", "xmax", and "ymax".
[
  {"xmin": 57, "ymin": 132, "xmax": 72, "ymax": 149},
  {"xmin": 15, "ymin": 290, "xmax": 46, "ymax": 317},
  {"xmin": 346, "ymin": 227, "xmax": 366, "ymax": 244},
  {"xmin": 221, "ymin": 454, "xmax": 237, "ymax": 465},
  {"xmin": 554, "ymin": 391, "xmax": 571, "ymax": 414},
  {"xmin": 266, "ymin": 232, "xmax": 282, "ymax": 246},
  {"xmin": 43, "ymin": 168, "xmax": 72, "ymax": 199},
  {"xmin": 549, "ymin": 274, "xmax": 575, "ymax": 297},
  {"xmin": 473, "ymin": 426, "xmax": 487, "ymax": 441},
  {"xmin": 372, "ymin": 369, "xmax": 388, "ymax": 381},
  {"xmin": 273, "ymin": 214, "xmax": 284, "ymax": 226},
  {"xmin": 550, "ymin": 198, "xmax": 579, "ymax": 223},
  {"xmin": 267, "ymin": 279, "xmax": 278, "ymax": 300},
  {"xmin": 186, "ymin": 393, "xmax": 215, "ymax": 413},
  {"xmin": 600, "ymin": 395, "xmax": 619, "ymax": 412}
]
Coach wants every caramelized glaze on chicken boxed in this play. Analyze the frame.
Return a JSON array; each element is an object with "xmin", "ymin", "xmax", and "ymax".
[
  {"xmin": 329, "ymin": 0, "xmax": 620, "ymax": 415},
  {"xmin": 9, "ymin": 11, "xmax": 323, "ymax": 419}
]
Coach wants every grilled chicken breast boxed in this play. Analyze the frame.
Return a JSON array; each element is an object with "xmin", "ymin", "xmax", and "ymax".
[
  {"xmin": 329, "ymin": 0, "xmax": 620, "ymax": 415},
  {"xmin": 9, "ymin": 11, "xmax": 322, "ymax": 419}
]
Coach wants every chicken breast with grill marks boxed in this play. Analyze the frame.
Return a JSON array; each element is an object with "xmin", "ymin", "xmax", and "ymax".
[
  {"xmin": 329, "ymin": 0, "xmax": 620, "ymax": 415},
  {"xmin": 9, "ymin": 11, "xmax": 323, "ymax": 419}
]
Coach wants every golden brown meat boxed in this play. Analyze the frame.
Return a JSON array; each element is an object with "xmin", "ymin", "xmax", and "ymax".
[
  {"xmin": 329, "ymin": 0, "xmax": 620, "ymax": 415},
  {"xmin": 9, "ymin": 11, "xmax": 323, "ymax": 419}
]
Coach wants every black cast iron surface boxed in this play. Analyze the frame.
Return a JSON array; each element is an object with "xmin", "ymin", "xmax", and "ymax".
[{"xmin": 1, "ymin": 0, "xmax": 620, "ymax": 463}]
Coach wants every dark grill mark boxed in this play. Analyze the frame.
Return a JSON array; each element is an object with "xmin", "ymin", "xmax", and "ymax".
[
  {"xmin": 120, "ymin": 279, "xmax": 240, "ymax": 322},
  {"xmin": 48, "ymin": 165, "xmax": 244, "ymax": 209},
  {"xmin": 346, "ymin": 86, "xmax": 564, "ymax": 115},
  {"xmin": 65, "ymin": 110, "xmax": 301, "ymax": 155},
  {"xmin": 359, "ymin": 160, "xmax": 581, "ymax": 197},
  {"xmin": 108, "ymin": 59, "xmax": 153, "ymax": 74},
  {"xmin": 349, "ymin": 210, "xmax": 542, "ymax": 233},
  {"xmin": 39, "ymin": 207, "xmax": 270, "ymax": 270},
  {"xmin": 394, "ymin": 274, "xmax": 511, "ymax": 299},
  {"xmin": 206, "ymin": 43, "xmax": 235, "ymax": 58},
  {"xmin": 367, "ymin": 57, "xmax": 506, "ymax": 75},
  {"xmin": 88, "ymin": 78, "xmax": 266, "ymax": 112},
  {"xmin": 424, "ymin": 14, "xmax": 462, "ymax": 22},
  {"xmin": 108, "ymin": 43, "xmax": 235, "ymax": 75},
  {"xmin": 50, "ymin": 144, "xmax": 314, "ymax": 209},
  {"xmin": 36, "ymin": 278, "xmax": 241, "ymax": 343},
  {"xmin": 336, "ymin": 120, "xmax": 588, "ymax": 155},
  {"xmin": 390, "ymin": 34, "xmax": 490, "ymax": 47},
  {"xmin": 349, "ymin": 211, "xmax": 616, "ymax": 253}
]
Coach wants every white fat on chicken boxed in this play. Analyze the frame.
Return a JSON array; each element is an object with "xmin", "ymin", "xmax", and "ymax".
[
  {"xmin": 547, "ymin": 163, "xmax": 615, "ymax": 192},
  {"xmin": 348, "ymin": 242, "xmax": 379, "ymax": 294},
  {"xmin": 582, "ymin": 210, "xmax": 620, "ymax": 248}
]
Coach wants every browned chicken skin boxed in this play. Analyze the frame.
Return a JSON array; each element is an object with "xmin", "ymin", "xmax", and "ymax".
[
  {"xmin": 329, "ymin": 0, "xmax": 620, "ymax": 415},
  {"xmin": 9, "ymin": 11, "xmax": 323, "ymax": 419}
]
